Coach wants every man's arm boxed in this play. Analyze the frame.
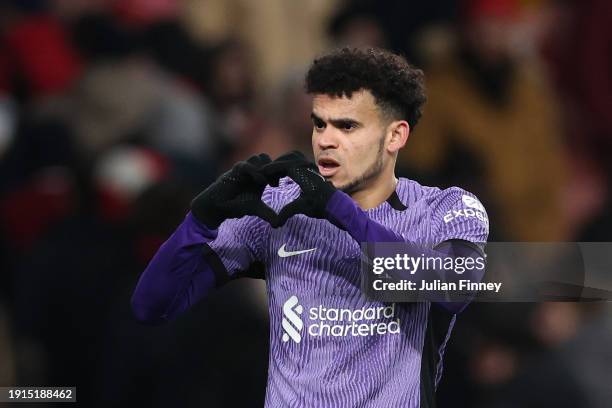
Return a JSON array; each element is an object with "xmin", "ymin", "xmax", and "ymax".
[
  {"xmin": 131, "ymin": 212, "xmax": 219, "ymax": 324},
  {"xmin": 325, "ymin": 190, "xmax": 485, "ymax": 314},
  {"xmin": 131, "ymin": 154, "xmax": 276, "ymax": 324}
]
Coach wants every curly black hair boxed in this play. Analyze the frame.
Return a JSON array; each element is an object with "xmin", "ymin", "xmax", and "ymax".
[{"xmin": 305, "ymin": 47, "xmax": 426, "ymax": 129}]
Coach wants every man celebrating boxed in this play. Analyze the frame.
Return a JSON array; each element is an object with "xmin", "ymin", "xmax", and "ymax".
[{"xmin": 131, "ymin": 47, "xmax": 489, "ymax": 407}]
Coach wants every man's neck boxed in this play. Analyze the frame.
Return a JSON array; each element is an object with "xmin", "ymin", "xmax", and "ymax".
[{"xmin": 350, "ymin": 174, "xmax": 398, "ymax": 210}]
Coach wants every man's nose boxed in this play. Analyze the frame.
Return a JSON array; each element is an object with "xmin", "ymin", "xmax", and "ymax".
[{"xmin": 315, "ymin": 128, "xmax": 339, "ymax": 150}]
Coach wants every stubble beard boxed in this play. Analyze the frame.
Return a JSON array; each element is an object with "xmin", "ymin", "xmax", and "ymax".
[{"xmin": 335, "ymin": 134, "xmax": 386, "ymax": 195}]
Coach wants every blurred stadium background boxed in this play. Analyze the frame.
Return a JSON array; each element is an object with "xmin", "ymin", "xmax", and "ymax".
[{"xmin": 0, "ymin": 0, "xmax": 610, "ymax": 406}]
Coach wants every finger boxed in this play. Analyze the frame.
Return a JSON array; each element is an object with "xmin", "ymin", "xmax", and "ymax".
[
  {"xmin": 284, "ymin": 165, "xmax": 324, "ymax": 192},
  {"xmin": 275, "ymin": 197, "xmax": 309, "ymax": 227},
  {"xmin": 246, "ymin": 153, "xmax": 272, "ymax": 168},
  {"xmin": 250, "ymin": 202, "xmax": 279, "ymax": 226},
  {"xmin": 260, "ymin": 164, "xmax": 287, "ymax": 187},
  {"xmin": 235, "ymin": 161, "xmax": 269, "ymax": 186},
  {"xmin": 266, "ymin": 151, "xmax": 310, "ymax": 171},
  {"xmin": 260, "ymin": 152, "xmax": 311, "ymax": 186},
  {"xmin": 257, "ymin": 153, "xmax": 272, "ymax": 165},
  {"xmin": 244, "ymin": 155, "xmax": 261, "ymax": 168}
]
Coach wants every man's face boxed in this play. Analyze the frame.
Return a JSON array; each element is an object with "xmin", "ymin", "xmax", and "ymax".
[{"xmin": 311, "ymin": 90, "xmax": 389, "ymax": 194}]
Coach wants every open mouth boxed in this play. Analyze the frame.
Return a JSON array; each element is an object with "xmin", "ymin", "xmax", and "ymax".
[{"xmin": 317, "ymin": 157, "xmax": 340, "ymax": 176}]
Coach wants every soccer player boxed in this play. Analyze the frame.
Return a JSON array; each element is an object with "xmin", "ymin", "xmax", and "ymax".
[{"xmin": 131, "ymin": 47, "xmax": 489, "ymax": 407}]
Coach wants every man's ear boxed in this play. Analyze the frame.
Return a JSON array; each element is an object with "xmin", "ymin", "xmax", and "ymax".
[{"xmin": 386, "ymin": 120, "xmax": 409, "ymax": 153}]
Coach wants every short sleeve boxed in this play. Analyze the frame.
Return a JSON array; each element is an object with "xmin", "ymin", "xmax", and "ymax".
[
  {"xmin": 430, "ymin": 187, "xmax": 489, "ymax": 249},
  {"xmin": 205, "ymin": 214, "xmax": 270, "ymax": 283}
]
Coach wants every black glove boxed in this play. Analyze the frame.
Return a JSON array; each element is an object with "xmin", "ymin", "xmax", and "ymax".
[
  {"xmin": 191, "ymin": 153, "xmax": 277, "ymax": 229},
  {"xmin": 261, "ymin": 151, "xmax": 337, "ymax": 227}
]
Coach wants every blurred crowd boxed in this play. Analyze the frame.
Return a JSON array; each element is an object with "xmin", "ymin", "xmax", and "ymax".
[{"xmin": 0, "ymin": 0, "xmax": 610, "ymax": 406}]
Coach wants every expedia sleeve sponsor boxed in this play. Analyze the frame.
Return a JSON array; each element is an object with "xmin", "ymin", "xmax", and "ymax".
[
  {"xmin": 442, "ymin": 194, "xmax": 489, "ymax": 226},
  {"xmin": 431, "ymin": 188, "xmax": 489, "ymax": 245}
]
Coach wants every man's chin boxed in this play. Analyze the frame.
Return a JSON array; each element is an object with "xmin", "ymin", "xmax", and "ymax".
[
  {"xmin": 337, "ymin": 173, "xmax": 379, "ymax": 195},
  {"xmin": 328, "ymin": 176, "xmax": 346, "ymax": 190},
  {"xmin": 336, "ymin": 180, "xmax": 360, "ymax": 195},
  {"xmin": 327, "ymin": 174, "xmax": 362, "ymax": 194}
]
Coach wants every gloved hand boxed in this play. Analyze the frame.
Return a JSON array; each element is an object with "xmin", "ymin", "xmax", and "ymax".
[
  {"xmin": 261, "ymin": 151, "xmax": 337, "ymax": 227},
  {"xmin": 191, "ymin": 153, "xmax": 278, "ymax": 229}
]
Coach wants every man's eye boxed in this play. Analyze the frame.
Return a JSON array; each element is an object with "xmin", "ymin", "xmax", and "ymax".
[{"xmin": 313, "ymin": 121, "xmax": 325, "ymax": 129}]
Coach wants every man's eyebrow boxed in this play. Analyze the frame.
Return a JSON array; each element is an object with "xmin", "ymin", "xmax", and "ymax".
[
  {"xmin": 310, "ymin": 113, "xmax": 362, "ymax": 127},
  {"xmin": 329, "ymin": 117, "xmax": 362, "ymax": 128},
  {"xmin": 310, "ymin": 113, "xmax": 324, "ymax": 123}
]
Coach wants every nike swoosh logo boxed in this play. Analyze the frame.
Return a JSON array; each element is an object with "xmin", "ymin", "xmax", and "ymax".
[{"xmin": 278, "ymin": 244, "xmax": 317, "ymax": 258}]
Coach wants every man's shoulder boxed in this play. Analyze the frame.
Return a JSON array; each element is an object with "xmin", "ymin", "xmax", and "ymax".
[
  {"xmin": 398, "ymin": 178, "xmax": 489, "ymax": 241},
  {"xmin": 397, "ymin": 178, "xmax": 486, "ymax": 213}
]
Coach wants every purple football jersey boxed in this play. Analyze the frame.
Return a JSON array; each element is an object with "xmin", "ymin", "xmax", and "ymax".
[{"xmin": 207, "ymin": 177, "xmax": 489, "ymax": 407}]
